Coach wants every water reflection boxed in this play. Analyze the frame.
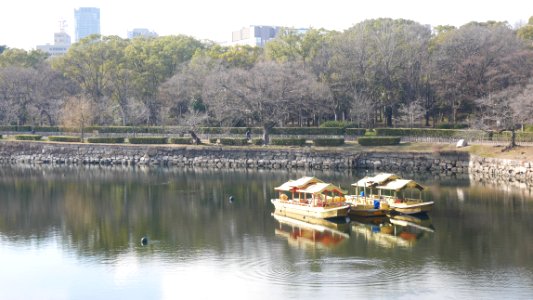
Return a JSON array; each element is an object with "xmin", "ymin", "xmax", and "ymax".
[
  {"xmin": 351, "ymin": 213, "xmax": 434, "ymax": 248},
  {"xmin": 272, "ymin": 210, "xmax": 350, "ymax": 250},
  {"xmin": 1, "ymin": 164, "xmax": 533, "ymax": 299}
]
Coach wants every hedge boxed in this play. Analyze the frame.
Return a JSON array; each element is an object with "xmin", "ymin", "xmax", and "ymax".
[
  {"xmin": 252, "ymin": 138, "xmax": 263, "ymax": 145},
  {"xmin": 48, "ymin": 136, "xmax": 82, "ymax": 142},
  {"xmin": 312, "ymin": 138, "xmax": 345, "ymax": 146},
  {"xmin": 219, "ymin": 138, "xmax": 249, "ymax": 146},
  {"xmin": 209, "ymin": 138, "xmax": 218, "ymax": 144},
  {"xmin": 270, "ymin": 127, "xmax": 344, "ymax": 135},
  {"xmin": 0, "ymin": 125, "xmax": 32, "ymax": 132},
  {"xmin": 320, "ymin": 121, "xmax": 359, "ymax": 129},
  {"xmin": 358, "ymin": 137, "xmax": 401, "ymax": 146},
  {"xmin": 492, "ymin": 131, "xmax": 533, "ymax": 143},
  {"xmin": 374, "ymin": 128, "xmax": 488, "ymax": 139},
  {"xmin": 15, "ymin": 134, "xmax": 42, "ymax": 141},
  {"xmin": 169, "ymin": 137, "xmax": 192, "ymax": 144},
  {"xmin": 128, "ymin": 137, "xmax": 168, "ymax": 144},
  {"xmin": 33, "ymin": 126, "xmax": 61, "ymax": 132},
  {"xmin": 435, "ymin": 123, "xmax": 469, "ymax": 129},
  {"xmin": 345, "ymin": 128, "xmax": 366, "ymax": 136},
  {"xmin": 87, "ymin": 137, "xmax": 125, "ymax": 144},
  {"xmin": 270, "ymin": 138, "xmax": 306, "ymax": 146}
]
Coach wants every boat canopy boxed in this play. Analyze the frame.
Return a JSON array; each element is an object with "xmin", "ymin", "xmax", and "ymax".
[
  {"xmin": 297, "ymin": 182, "xmax": 347, "ymax": 195},
  {"xmin": 274, "ymin": 177, "xmax": 324, "ymax": 191},
  {"xmin": 375, "ymin": 179, "xmax": 424, "ymax": 191},
  {"xmin": 352, "ymin": 173, "xmax": 400, "ymax": 187}
]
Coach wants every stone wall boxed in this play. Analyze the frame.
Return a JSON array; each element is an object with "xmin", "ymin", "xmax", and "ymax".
[
  {"xmin": 1, "ymin": 141, "xmax": 532, "ymax": 182},
  {"xmin": 0, "ymin": 141, "xmax": 358, "ymax": 170}
]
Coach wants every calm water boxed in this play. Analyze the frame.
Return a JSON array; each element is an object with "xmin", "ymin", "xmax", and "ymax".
[{"xmin": 1, "ymin": 165, "xmax": 533, "ymax": 300}]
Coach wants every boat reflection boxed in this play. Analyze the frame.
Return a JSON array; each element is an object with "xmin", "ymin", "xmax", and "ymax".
[
  {"xmin": 272, "ymin": 209, "xmax": 350, "ymax": 249},
  {"xmin": 350, "ymin": 213, "xmax": 435, "ymax": 248}
]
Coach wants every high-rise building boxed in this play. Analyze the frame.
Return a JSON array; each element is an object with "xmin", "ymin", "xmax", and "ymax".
[
  {"xmin": 36, "ymin": 21, "xmax": 71, "ymax": 57},
  {"xmin": 230, "ymin": 26, "xmax": 280, "ymax": 47},
  {"xmin": 74, "ymin": 7, "xmax": 100, "ymax": 42},
  {"xmin": 127, "ymin": 28, "xmax": 158, "ymax": 39}
]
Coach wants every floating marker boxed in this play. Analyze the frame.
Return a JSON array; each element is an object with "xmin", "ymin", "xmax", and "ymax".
[{"xmin": 141, "ymin": 236, "xmax": 148, "ymax": 246}]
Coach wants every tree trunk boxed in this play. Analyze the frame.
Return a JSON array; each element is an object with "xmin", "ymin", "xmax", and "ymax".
[{"xmin": 263, "ymin": 125, "xmax": 272, "ymax": 145}]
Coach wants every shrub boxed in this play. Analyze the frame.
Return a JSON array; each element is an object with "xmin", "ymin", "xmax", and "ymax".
[
  {"xmin": 271, "ymin": 127, "xmax": 343, "ymax": 135},
  {"xmin": 48, "ymin": 136, "xmax": 82, "ymax": 142},
  {"xmin": 198, "ymin": 127, "xmax": 224, "ymax": 134},
  {"xmin": 320, "ymin": 121, "xmax": 358, "ymax": 129},
  {"xmin": 128, "ymin": 137, "xmax": 168, "ymax": 144},
  {"xmin": 15, "ymin": 134, "xmax": 42, "ymax": 141},
  {"xmin": 170, "ymin": 137, "xmax": 192, "ymax": 144},
  {"xmin": 270, "ymin": 138, "xmax": 306, "ymax": 146},
  {"xmin": 219, "ymin": 138, "xmax": 249, "ymax": 146},
  {"xmin": 209, "ymin": 138, "xmax": 219, "ymax": 144},
  {"xmin": 374, "ymin": 128, "xmax": 488, "ymax": 139},
  {"xmin": 0, "ymin": 125, "xmax": 32, "ymax": 132},
  {"xmin": 435, "ymin": 123, "xmax": 469, "ymax": 129},
  {"xmin": 87, "ymin": 137, "xmax": 125, "ymax": 144},
  {"xmin": 252, "ymin": 138, "xmax": 263, "ymax": 145},
  {"xmin": 33, "ymin": 126, "xmax": 61, "ymax": 132},
  {"xmin": 313, "ymin": 138, "xmax": 345, "ymax": 146},
  {"xmin": 357, "ymin": 137, "xmax": 401, "ymax": 146},
  {"xmin": 345, "ymin": 128, "xmax": 366, "ymax": 136},
  {"xmin": 524, "ymin": 125, "xmax": 533, "ymax": 132},
  {"xmin": 228, "ymin": 127, "xmax": 262, "ymax": 134}
]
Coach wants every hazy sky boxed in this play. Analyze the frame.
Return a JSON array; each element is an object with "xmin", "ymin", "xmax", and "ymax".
[{"xmin": 2, "ymin": 0, "xmax": 533, "ymax": 50}]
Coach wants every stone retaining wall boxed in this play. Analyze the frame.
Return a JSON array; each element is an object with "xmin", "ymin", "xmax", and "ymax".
[{"xmin": 1, "ymin": 141, "xmax": 532, "ymax": 182}]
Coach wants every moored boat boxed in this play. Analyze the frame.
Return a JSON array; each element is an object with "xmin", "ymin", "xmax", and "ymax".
[
  {"xmin": 271, "ymin": 177, "xmax": 350, "ymax": 219},
  {"xmin": 349, "ymin": 173, "xmax": 434, "ymax": 215}
]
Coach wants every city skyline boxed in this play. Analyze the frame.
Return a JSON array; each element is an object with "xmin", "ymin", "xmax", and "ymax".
[{"xmin": 2, "ymin": 0, "xmax": 533, "ymax": 50}]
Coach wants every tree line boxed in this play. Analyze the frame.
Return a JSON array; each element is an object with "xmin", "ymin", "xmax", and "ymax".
[{"xmin": 1, "ymin": 17, "xmax": 533, "ymax": 143}]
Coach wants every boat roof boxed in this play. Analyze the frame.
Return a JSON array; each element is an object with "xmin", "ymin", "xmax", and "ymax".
[
  {"xmin": 274, "ymin": 176, "xmax": 324, "ymax": 191},
  {"xmin": 375, "ymin": 179, "xmax": 424, "ymax": 191},
  {"xmin": 352, "ymin": 173, "xmax": 400, "ymax": 187},
  {"xmin": 297, "ymin": 182, "xmax": 347, "ymax": 194}
]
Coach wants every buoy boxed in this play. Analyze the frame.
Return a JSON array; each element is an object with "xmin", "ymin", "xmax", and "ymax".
[
  {"xmin": 141, "ymin": 236, "xmax": 148, "ymax": 246},
  {"xmin": 229, "ymin": 196, "xmax": 234, "ymax": 203}
]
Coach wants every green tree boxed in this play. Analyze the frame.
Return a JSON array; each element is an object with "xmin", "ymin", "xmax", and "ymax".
[
  {"xmin": 0, "ymin": 48, "xmax": 49, "ymax": 68},
  {"xmin": 203, "ymin": 44, "xmax": 261, "ymax": 69},
  {"xmin": 125, "ymin": 35, "xmax": 204, "ymax": 124}
]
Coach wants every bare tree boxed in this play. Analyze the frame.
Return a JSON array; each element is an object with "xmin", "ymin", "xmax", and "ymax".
[
  {"xmin": 398, "ymin": 98, "xmax": 426, "ymax": 128},
  {"xmin": 60, "ymin": 95, "xmax": 93, "ymax": 140},
  {"xmin": 204, "ymin": 61, "xmax": 331, "ymax": 144},
  {"xmin": 474, "ymin": 82, "xmax": 533, "ymax": 148}
]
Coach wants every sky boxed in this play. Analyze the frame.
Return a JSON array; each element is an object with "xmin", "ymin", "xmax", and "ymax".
[{"xmin": 2, "ymin": 0, "xmax": 533, "ymax": 50}]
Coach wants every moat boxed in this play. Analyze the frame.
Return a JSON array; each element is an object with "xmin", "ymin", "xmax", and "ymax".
[{"xmin": 0, "ymin": 165, "xmax": 532, "ymax": 299}]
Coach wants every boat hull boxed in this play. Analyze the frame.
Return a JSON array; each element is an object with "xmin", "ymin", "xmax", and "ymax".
[
  {"xmin": 348, "ymin": 207, "xmax": 387, "ymax": 217},
  {"xmin": 271, "ymin": 199, "xmax": 350, "ymax": 219},
  {"xmin": 389, "ymin": 201, "xmax": 434, "ymax": 215}
]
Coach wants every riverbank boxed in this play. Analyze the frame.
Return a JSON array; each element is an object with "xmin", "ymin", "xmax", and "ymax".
[{"xmin": 1, "ymin": 140, "xmax": 532, "ymax": 182}]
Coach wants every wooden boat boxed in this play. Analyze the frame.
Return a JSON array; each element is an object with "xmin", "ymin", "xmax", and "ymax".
[
  {"xmin": 344, "ymin": 195, "xmax": 388, "ymax": 217},
  {"xmin": 350, "ymin": 173, "xmax": 434, "ymax": 215},
  {"xmin": 345, "ymin": 173, "xmax": 399, "ymax": 217},
  {"xmin": 271, "ymin": 177, "xmax": 350, "ymax": 219},
  {"xmin": 375, "ymin": 179, "xmax": 434, "ymax": 214}
]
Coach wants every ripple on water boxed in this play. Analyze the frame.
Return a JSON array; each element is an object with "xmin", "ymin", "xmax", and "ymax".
[{"xmin": 233, "ymin": 255, "xmax": 393, "ymax": 288}]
